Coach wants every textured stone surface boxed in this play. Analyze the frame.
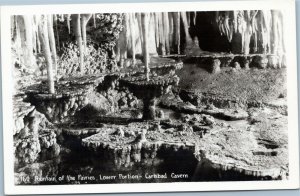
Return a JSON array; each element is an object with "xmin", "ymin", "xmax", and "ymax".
[
  {"xmin": 81, "ymin": 123, "xmax": 198, "ymax": 167},
  {"xmin": 13, "ymin": 97, "xmax": 59, "ymax": 167},
  {"xmin": 185, "ymin": 53, "xmax": 284, "ymax": 74},
  {"xmin": 195, "ymin": 108, "xmax": 288, "ymax": 179}
]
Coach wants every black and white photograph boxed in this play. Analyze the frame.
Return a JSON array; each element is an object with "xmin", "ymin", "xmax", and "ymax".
[{"xmin": 1, "ymin": 0, "xmax": 299, "ymax": 194}]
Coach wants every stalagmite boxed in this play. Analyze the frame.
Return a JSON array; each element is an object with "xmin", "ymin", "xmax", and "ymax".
[
  {"xmin": 38, "ymin": 15, "xmax": 55, "ymax": 94},
  {"xmin": 47, "ymin": 14, "xmax": 58, "ymax": 76},
  {"xmin": 141, "ymin": 13, "xmax": 150, "ymax": 81},
  {"xmin": 71, "ymin": 14, "xmax": 84, "ymax": 74}
]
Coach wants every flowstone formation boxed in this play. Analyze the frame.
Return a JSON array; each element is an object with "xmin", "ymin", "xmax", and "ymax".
[
  {"xmin": 186, "ymin": 53, "xmax": 286, "ymax": 74},
  {"xmin": 120, "ymin": 75, "xmax": 179, "ymax": 120},
  {"xmin": 75, "ymin": 104, "xmax": 288, "ymax": 180},
  {"xmin": 13, "ymin": 95, "xmax": 60, "ymax": 168},
  {"xmin": 119, "ymin": 57, "xmax": 183, "ymax": 120}
]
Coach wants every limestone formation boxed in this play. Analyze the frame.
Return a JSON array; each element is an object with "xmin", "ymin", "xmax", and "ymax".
[{"xmin": 211, "ymin": 59, "xmax": 221, "ymax": 74}]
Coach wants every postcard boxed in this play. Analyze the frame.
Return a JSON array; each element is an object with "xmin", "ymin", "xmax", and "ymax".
[{"xmin": 1, "ymin": 0, "xmax": 299, "ymax": 194}]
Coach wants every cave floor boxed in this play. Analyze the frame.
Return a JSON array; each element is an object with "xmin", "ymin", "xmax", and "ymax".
[
  {"xmin": 14, "ymin": 60, "xmax": 289, "ymax": 184},
  {"xmin": 176, "ymin": 64, "xmax": 287, "ymax": 106}
]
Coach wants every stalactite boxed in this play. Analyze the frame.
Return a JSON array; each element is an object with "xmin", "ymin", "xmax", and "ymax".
[
  {"xmin": 173, "ymin": 12, "xmax": 180, "ymax": 54},
  {"xmin": 115, "ymin": 40, "xmax": 121, "ymax": 63},
  {"xmin": 22, "ymin": 15, "xmax": 34, "ymax": 68},
  {"xmin": 71, "ymin": 14, "xmax": 84, "ymax": 74},
  {"xmin": 243, "ymin": 11, "xmax": 252, "ymax": 54},
  {"xmin": 158, "ymin": 13, "xmax": 165, "ymax": 55},
  {"xmin": 261, "ymin": 10, "xmax": 272, "ymax": 53},
  {"xmin": 193, "ymin": 11, "xmax": 197, "ymax": 27},
  {"xmin": 186, "ymin": 12, "xmax": 191, "ymax": 27},
  {"xmin": 271, "ymin": 10, "xmax": 280, "ymax": 54},
  {"xmin": 129, "ymin": 13, "xmax": 136, "ymax": 64},
  {"xmin": 168, "ymin": 12, "xmax": 174, "ymax": 48},
  {"xmin": 163, "ymin": 12, "xmax": 170, "ymax": 55},
  {"xmin": 214, "ymin": 10, "xmax": 285, "ymax": 55},
  {"xmin": 125, "ymin": 13, "xmax": 131, "ymax": 57},
  {"xmin": 11, "ymin": 16, "xmax": 15, "ymax": 40},
  {"xmin": 181, "ymin": 12, "xmax": 191, "ymax": 42},
  {"xmin": 253, "ymin": 31, "xmax": 258, "ymax": 53},
  {"xmin": 47, "ymin": 14, "xmax": 58, "ymax": 76},
  {"xmin": 36, "ymin": 30, "xmax": 41, "ymax": 54},
  {"xmin": 60, "ymin": 14, "xmax": 64, "ymax": 22},
  {"xmin": 232, "ymin": 11, "xmax": 238, "ymax": 33},
  {"xmin": 251, "ymin": 12, "xmax": 258, "ymax": 53},
  {"xmin": 278, "ymin": 11, "xmax": 285, "ymax": 53},
  {"xmin": 32, "ymin": 18, "xmax": 37, "ymax": 55},
  {"xmin": 35, "ymin": 16, "xmax": 41, "ymax": 54},
  {"xmin": 93, "ymin": 14, "xmax": 96, "ymax": 28},
  {"xmin": 224, "ymin": 12, "xmax": 232, "ymax": 41},
  {"xmin": 38, "ymin": 15, "xmax": 55, "ymax": 94},
  {"xmin": 81, "ymin": 14, "xmax": 92, "ymax": 53},
  {"xmin": 244, "ymin": 10, "xmax": 258, "ymax": 54},
  {"xmin": 67, "ymin": 14, "xmax": 71, "ymax": 34},
  {"xmin": 118, "ymin": 14, "xmax": 128, "ymax": 67},
  {"xmin": 181, "ymin": 12, "xmax": 193, "ymax": 49},
  {"xmin": 141, "ymin": 13, "xmax": 150, "ymax": 81},
  {"xmin": 154, "ymin": 13, "xmax": 160, "ymax": 49},
  {"xmin": 15, "ymin": 16, "xmax": 22, "ymax": 64},
  {"xmin": 53, "ymin": 14, "xmax": 60, "ymax": 51},
  {"xmin": 137, "ymin": 13, "xmax": 145, "ymax": 57}
]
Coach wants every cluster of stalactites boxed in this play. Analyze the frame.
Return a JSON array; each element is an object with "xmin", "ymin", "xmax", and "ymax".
[
  {"xmin": 12, "ymin": 15, "xmax": 57, "ymax": 93},
  {"xmin": 115, "ymin": 10, "xmax": 286, "ymax": 60},
  {"xmin": 216, "ymin": 10, "xmax": 285, "ymax": 55},
  {"xmin": 115, "ymin": 12, "xmax": 197, "ymax": 64},
  {"xmin": 12, "ymin": 14, "xmax": 94, "ymax": 93}
]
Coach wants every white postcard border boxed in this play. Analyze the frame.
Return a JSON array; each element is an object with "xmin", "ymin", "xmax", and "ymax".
[{"xmin": 1, "ymin": 0, "xmax": 299, "ymax": 194}]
